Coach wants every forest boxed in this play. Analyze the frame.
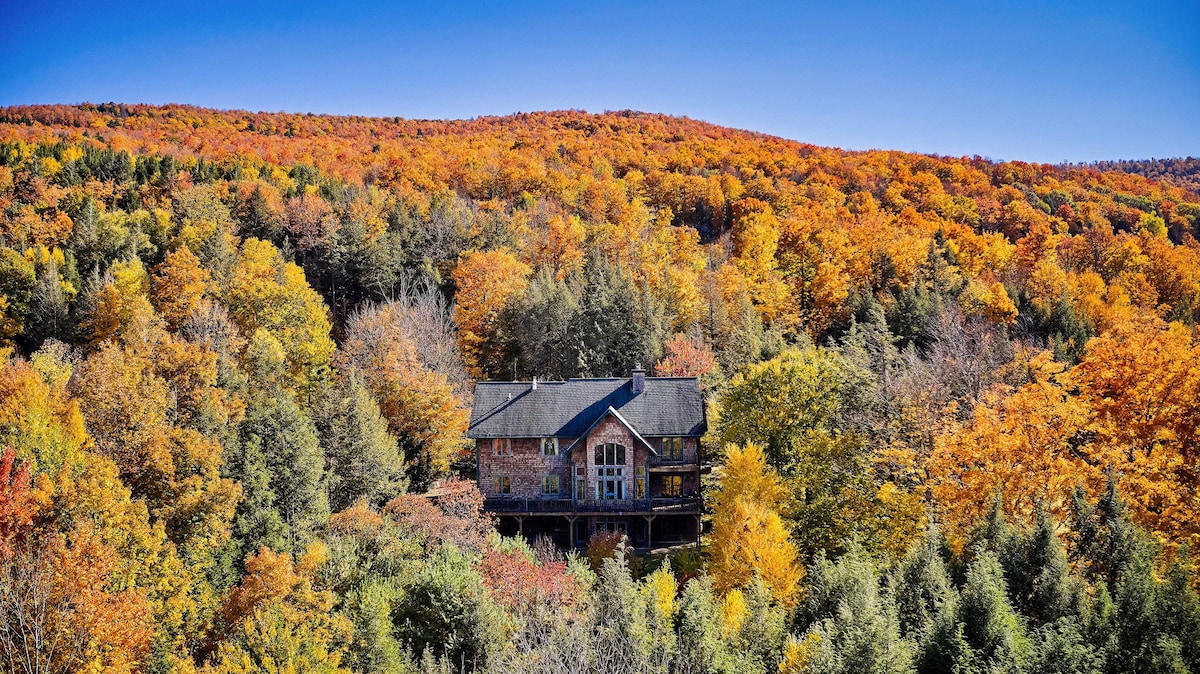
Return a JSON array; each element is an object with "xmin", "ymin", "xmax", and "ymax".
[{"xmin": 0, "ymin": 103, "xmax": 1199, "ymax": 673}]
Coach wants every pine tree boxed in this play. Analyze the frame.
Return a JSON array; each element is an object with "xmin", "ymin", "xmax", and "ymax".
[
  {"xmin": 511, "ymin": 266, "xmax": 579, "ymax": 380},
  {"xmin": 893, "ymin": 527, "xmax": 958, "ymax": 644},
  {"xmin": 235, "ymin": 330, "xmax": 329, "ymax": 554},
  {"xmin": 573, "ymin": 252, "xmax": 655, "ymax": 377},
  {"xmin": 796, "ymin": 546, "xmax": 913, "ymax": 674},
  {"xmin": 957, "ymin": 549, "xmax": 1031, "ymax": 672},
  {"xmin": 315, "ymin": 372, "xmax": 408, "ymax": 511},
  {"xmin": 26, "ymin": 256, "xmax": 71, "ymax": 347}
]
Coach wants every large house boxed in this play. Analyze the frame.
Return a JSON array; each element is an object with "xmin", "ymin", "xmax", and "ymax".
[{"xmin": 467, "ymin": 368, "xmax": 706, "ymax": 550}]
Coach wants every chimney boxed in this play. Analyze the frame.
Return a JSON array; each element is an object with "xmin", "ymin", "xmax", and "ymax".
[
  {"xmin": 631, "ymin": 365, "xmax": 645, "ymax": 394},
  {"xmin": 532, "ymin": 376, "xmax": 538, "ymax": 391}
]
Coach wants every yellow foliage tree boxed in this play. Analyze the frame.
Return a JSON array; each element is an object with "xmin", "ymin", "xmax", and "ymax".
[
  {"xmin": 228, "ymin": 238, "xmax": 335, "ymax": 390},
  {"xmin": 1071, "ymin": 318, "xmax": 1200, "ymax": 547},
  {"xmin": 451, "ymin": 248, "xmax": 530, "ymax": 378},
  {"xmin": 339, "ymin": 303, "xmax": 470, "ymax": 490},
  {"xmin": 708, "ymin": 442, "xmax": 802, "ymax": 606},
  {"xmin": 731, "ymin": 199, "xmax": 790, "ymax": 325},
  {"xmin": 928, "ymin": 352, "xmax": 1094, "ymax": 538},
  {"xmin": 152, "ymin": 245, "xmax": 214, "ymax": 330}
]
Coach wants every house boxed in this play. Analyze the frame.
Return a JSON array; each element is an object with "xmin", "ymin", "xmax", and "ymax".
[{"xmin": 467, "ymin": 367, "xmax": 706, "ymax": 550}]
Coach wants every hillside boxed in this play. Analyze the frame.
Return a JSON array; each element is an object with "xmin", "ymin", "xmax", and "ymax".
[
  {"xmin": 1072, "ymin": 156, "xmax": 1200, "ymax": 195},
  {"xmin": 2, "ymin": 103, "xmax": 1200, "ymax": 673}
]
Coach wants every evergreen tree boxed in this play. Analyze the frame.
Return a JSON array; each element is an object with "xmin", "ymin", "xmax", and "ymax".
[
  {"xmin": 511, "ymin": 266, "xmax": 579, "ymax": 380},
  {"xmin": 234, "ymin": 330, "xmax": 330, "ymax": 554},
  {"xmin": 738, "ymin": 578, "xmax": 789, "ymax": 674},
  {"xmin": 957, "ymin": 549, "xmax": 1030, "ymax": 672},
  {"xmin": 893, "ymin": 527, "xmax": 958, "ymax": 644},
  {"xmin": 797, "ymin": 546, "xmax": 913, "ymax": 674},
  {"xmin": 675, "ymin": 577, "xmax": 755, "ymax": 674},
  {"xmin": 26, "ymin": 256, "xmax": 71, "ymax": 347},
  {"xmin": 392, "ymin": 545, "xmax": 505, "ymax": 671},
  {"xmin": 314, "ymin": 372, "xmax": 408, "ymax": 511},
  {"xmin": 1009, "ymin": 507, "xmax": 1079, "ymax": 626},
  {"xmin": 1154, "ymin": 546, "xmax": 1200, "ymax": 674}
]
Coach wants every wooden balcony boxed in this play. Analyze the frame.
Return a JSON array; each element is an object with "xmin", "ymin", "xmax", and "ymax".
[{"xmin": 483, "ymin": 496, "xmax": 700, "ymax": 516}]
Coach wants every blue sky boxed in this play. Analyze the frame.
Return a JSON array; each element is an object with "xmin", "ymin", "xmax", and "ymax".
[{"xmin": 1, "ymin": 0, "xmax": 1197, "ymax": 163}]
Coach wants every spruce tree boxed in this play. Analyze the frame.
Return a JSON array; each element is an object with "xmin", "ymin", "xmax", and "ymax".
[
  {"xmin": 893, "ymin": 527, "xmax": 958, "ymax": 644},
  {"xmin": 798, "ymin": 547, "xmax": 914, "ymax": 674},
  {"xmin": 234, "ymin": 330, "xmax": 329, "ymax": 554},
  {"xmin": 957, "ymin": 549, "xmax": 1030, "ymax": 672},
  {"xmin": 314, "ymin": 371, "xmax": 408, "ymax": 512}
]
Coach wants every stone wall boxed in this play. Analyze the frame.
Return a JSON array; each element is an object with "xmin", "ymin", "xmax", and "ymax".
[{"xmin": 477, "ymin": 436, "xmax": 575, "ymax": 499}]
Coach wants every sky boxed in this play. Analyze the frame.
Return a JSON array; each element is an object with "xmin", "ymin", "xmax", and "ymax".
[{"xmin": 1, "ymin": 0, "xmax": 1197, "ymax": 163}]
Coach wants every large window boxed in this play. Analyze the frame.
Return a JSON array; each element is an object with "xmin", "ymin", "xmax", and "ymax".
[
  {"xmin": 661, "ymin": 475, "xmax": 682, "ymax": 498},
  {"xmin": 596, "ymin": 467, "xmax": 625, "ymax": 500},
  {"xmin": 541, "ymin": 437, "xmax": 558, "ymax": 456},
  {"xmin": 594, "ymin": 443, "xmax": 625, "ymax": 466},
  {"xmin": 594, "ymin": 443, "xmax": 626, "ymax": 500},
  {"xmin": 661, "ymin": 437, "xmax": 684, "ymax": 461},
  {"xmin": 594, "ymin": 518, "xmax": 624, "ymax": 534},
  {"xmin": 492, "ymin": 438, "xmax": 512, "ymax": 457},
  {"xmin": 542, "ymin": 475, "xmax": 560, "ymax": 495},
  {"xmin": 493, "ymin": 475, "xmax": 511, "ymax": 494}
]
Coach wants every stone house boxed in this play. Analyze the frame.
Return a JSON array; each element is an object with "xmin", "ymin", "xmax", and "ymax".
[{"xmin": 467, "ymin": 368, "xmax": 705, "ymax": 550}]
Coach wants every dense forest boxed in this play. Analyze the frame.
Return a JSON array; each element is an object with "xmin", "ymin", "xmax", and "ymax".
[
  {"xmin": 1, "ymin": 103, "xmax": 1200, "ymax": 673},
  {"xmin": 1071, "ymin": 157, "xmax": 1200, "ymax": 195}
]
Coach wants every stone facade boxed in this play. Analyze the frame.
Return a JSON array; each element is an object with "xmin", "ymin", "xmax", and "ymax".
[
  {"xmin": 477, "ymin": 436, "xmax": 575, "ymax": 500},
  {"xmin": 477, "ymin": 418, "xmax": 701, "ymax": 504},
  {"xmin": 469, "ymin": 375, "xmax": 705, "ymax": 549}
]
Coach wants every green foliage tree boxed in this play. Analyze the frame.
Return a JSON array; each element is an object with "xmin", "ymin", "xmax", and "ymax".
[
  {"xmin": 795, "ymin": 546, "xmax": 913, "ymax": 674},
  {"xmin": 392, "ymin": 544, "xmax": 505, "ymax": 669},
  {"xmin": 232, "ymin": 330, "xmax": 329, "ymax": 555},
  {"xmin": 711, "ymin": 346, "xmax": 853, "ymax": 469},
  {"xmin": 314, "ymin": 372, "xmax": 408, "ymax": 511}
]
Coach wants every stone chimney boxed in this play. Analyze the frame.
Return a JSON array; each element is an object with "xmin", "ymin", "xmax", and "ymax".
[
  {"xmin": 631, "ymin": 365, "xmax": 645, "ymax": 394},
  {"xmin": 532, "ymin": 376, "xmax": 538, "ymax": 391}
]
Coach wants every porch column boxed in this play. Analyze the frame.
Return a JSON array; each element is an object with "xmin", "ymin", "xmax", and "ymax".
[
  {"xmin": 643, "ymin": 514, "xmax": 656, "ymax": 550},
  {"xmin": 566, "ymin": 515, "xmax": 578, "ymax": 547}
]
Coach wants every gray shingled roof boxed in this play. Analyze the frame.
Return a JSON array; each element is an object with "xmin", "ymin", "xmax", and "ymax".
[{"xmin": 467, "ymin": 377, "xmax": 705, "ymax": 439}]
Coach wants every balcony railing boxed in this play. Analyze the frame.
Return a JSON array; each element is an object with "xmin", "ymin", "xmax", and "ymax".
[
  {"xmin": 484, "ymin": 496, "xmax": 700, "ymax": 514},
  {"xmin": 648, "ymin": 456, "xmax": 696, "ymax": 469}
]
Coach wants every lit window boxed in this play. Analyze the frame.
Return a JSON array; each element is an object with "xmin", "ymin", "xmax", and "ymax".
[
  {"xmin": 542, "ymin": 475, "xmax": 560, "ymax": 494},
  {"xmin": 493, "ymin": 438, "xmax": 512, "ymax": 457},
  {"xmin": 542, "ymin": 437, "xmax": 558, "ymax": 456},
  {"xmin": 494, "ymin": 475, "xmax": 511, "ymax": 494},
  {"xmin": 661, "ymin": 437, "xmax": 683, "ymax": 461},
  {"xmin": 662, "ymin": 475, "xmax": 682, "ymax": 498}
]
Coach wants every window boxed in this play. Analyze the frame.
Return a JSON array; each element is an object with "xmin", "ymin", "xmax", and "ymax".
[
  {"xmin": 493, "ymin": 475, "xmax": 511, "ymax": 494},
  {"xmin": 596, "ymin": 466, "xmax": 625, "ymax": 500},
  {"xmin": 594, "ymin": 518, "xmax": 624, "ymax": 534},
  {"xmin": 661, "ymin": 437, "xmax": 684, "ymax": 461},
  {"xmin": 492, "ymin": 438, "xmax": 512, "ymax": 457},
  {"xmin": 594, "ymin": 443, "xmax": 625, "ymax": 466},
  {"xmin": 542, "ymin": 475, "xmax": 560, "ymax": 495},
  {"xmin": 636, "ymin": 466, "xmax": 646, "ymax": 499},
  {"xmin": 662, "ymin": 475, "xmax": 682, "ymax": 498},
  {"xmin": 576, "ymin": 478, "xmax": 586, "ymax": 500},
  {"xmin": 541, "ymin": 437, "xmax": 558, "ymax": 456}
]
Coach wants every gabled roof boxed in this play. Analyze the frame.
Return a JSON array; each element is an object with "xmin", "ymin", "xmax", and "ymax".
[
  {"xmin": 561, "ymin": 406, "xmax": 657, "ymax": 456},
  {"xmin": 466, "ymin": 377, "xmax": 705, "ymax": 439}
]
